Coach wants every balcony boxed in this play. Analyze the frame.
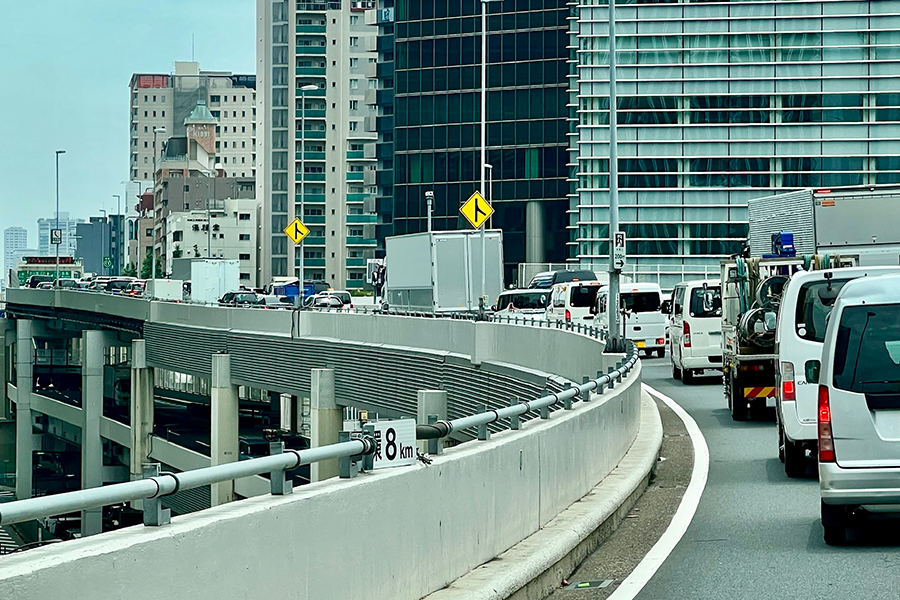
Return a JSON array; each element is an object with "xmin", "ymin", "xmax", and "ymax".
[
  {"xmin": 303, "ymin": 215, "xmax": 326, "ymax": 225},
  {"xmin": 296, "ymin": 109, "xmax": 326, "ymax": 119},
  {"xmin": 347, "ymin": 214, "xmax": 377, "ymax": 224},
  {"xmin": 345, "ymin": 280, "xmax": 365, "ymax": 289},
  {"xmin": 346, "ymin": 172, "xmax": 365, "ymax": 181},
  {"xmin": 296, "ymin": 152, "xmax": 326, "ymax": 160},
  {"xmin": 346, "ymin": 151, "xmax": 364, "ymax": 159},
  {"xmin": 296, "ymin": 46, "xmax": 326, "ymax": 55},
  {"xmin": 296, "ymin": 67, "xmax": 326, "ymax": 76},
  {"xmin": 295, "ymin": 87, "xmax": 325, "ymax": 97},
  {"xmin": 297, "ymin": 194, "xmax": 326, "ymax": 204},
  {"xmin": 302, "ymin": 258, "xmax": 326, "ymax": 267},
  {"xmin": 296, "ymin": 25, "xmax": 326, "ymax": 34},
  {"xmin": 346, "ymin": 194, "xmax": 367, "ymax": 203},
  {"xmin": 346, "ymin": 257, "xmax": 367, "ymax": 267},
  {"xmin": 346, "ymin": 237, "xmax": 376, "ymax": 246},
  {"xmin": 305, "ymin": 236, "xmax": 326, "ymax": 246},
  {"xmin": 296, "ymin": 173, "xmax": 326, "ymax": 181},
  {"xmin": 298, "ymin": 130, "xmax": 326, "ymax": 139}
]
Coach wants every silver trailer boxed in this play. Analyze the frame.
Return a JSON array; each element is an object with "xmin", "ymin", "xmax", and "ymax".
[
  {"xmin": 748, "ymin": 186, "xmax": 900, "ymax": 265},
  {"xmin": 385, "ymin": 230, "xmax": 504, "ymax": 313}
]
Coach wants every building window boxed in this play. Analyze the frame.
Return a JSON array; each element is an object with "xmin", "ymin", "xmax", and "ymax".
[
  {"xmin": 350, "ymin": 58, "xmax": 359, "ymax": 68},
  {"xmin": 350, "ymin": 100, "xmax": 359, "ymax": 110},
  {"xmin": 239, "ymin": 213, "xmax": 251, "ymax": 220},
  {"xmin": 349, "ymin": 121, "xmax": 358, "ymax": 131},
  {"xmin": 239, "ymin": 234, "xmax": 251, "ymax": 241},
  {"xmin": 350, "ymin": 79, "xmax": 359, "ymax": 90},
  {"xmin": 239, "ymin": 253, "xmax": 250, "ymax": 260},
  {"xmin": 350, "ymin": 37, "xmax": 359, "ymax": 47},
  {"xmin": 239, "ymin": 273, "xmax": 250, "ymax": 280},
  {"xmin": 172, "ymin": 231, "xmax": 183, "ymax": 242}
]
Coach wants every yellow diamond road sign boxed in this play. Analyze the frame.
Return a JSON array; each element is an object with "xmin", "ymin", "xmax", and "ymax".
[
  {"xmin": 284, "ymin": 218, "xmax": 310, "ymax": 244},
  {"xmin": 460, "ymin": 191, "xmax": 493, "ymax": 229}
]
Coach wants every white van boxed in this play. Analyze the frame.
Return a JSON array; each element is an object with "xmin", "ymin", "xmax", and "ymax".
[
  {"xmin": 775, "ymin": 266, "xmax": 900, "ymax": 478},
  {"xmin": 491, "ymin": 289, "xmax": 550, "ymax": 322},
  {"xmin": 816, "ymin": 273, "xmax": 900, "ymax": 544},
  {"xmin": 596, "ymin": 283, "xmax": 667, "ymax": 357},
  {"xmin": 546, "ymin": 281, "xmax": 603, "ymax": 324},
  {"xmin": 669, "ymin": 280, "xmax": 722, "ymax": 383}
]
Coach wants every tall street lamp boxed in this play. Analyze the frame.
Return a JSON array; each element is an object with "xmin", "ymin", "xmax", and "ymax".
[
  {"xmin": 54, "ymin": 150, "xmax": 66, "ymax": 283},
  {"xmin": 480, "ymin": 0, "xmax": 501, "ymax": 314},
  {"xmin": 151, "ymin": 126, "xmax": 167, "ymax": 287},
  {"xmin": 606, "ymin": 0, "xmax": 624, "ymax": 353},
  {"xmin": 99, "ymin": 209, "xmax": 108, "ymax": 276},
  {"xmin": 298, "ymin": 84, "xmax": 319, "ymax": 293},
  {"xmin": 113, "ymin": 194, "xmax": 121, "ymax": 275}
]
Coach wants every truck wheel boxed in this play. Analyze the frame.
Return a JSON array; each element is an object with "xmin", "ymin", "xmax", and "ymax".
[
  {"xmin": 673, "ymin": 363, "xmax": 682, "ymax": 380},
  {"xmin": 777, "ymin": 422, "xmax": 785, "ymax": 463},
  {"xmin": 784, "ymin": 437, "xmax": 806, "ymax": 478},
  {"xmin": 729, "ymin": 373, "xmax": 748, "ymax": 421},
  {"xmin": 656, "ymin": 348, "xmax": 665, "ymax": 359},
  {"xmin": 822, "ymin": 502, "xmax": 848, "ymax": 546},
  {"xmin": 683, "ymin": 369, "xmax": 695, "ymax": 385}
]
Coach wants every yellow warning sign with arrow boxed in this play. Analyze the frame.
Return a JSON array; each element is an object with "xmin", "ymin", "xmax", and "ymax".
[
  {"xmin": 459, "ymin": 191, "xmax": 493, "ymax": 229},
  {"xmin": 284, "ymin": 218, "xmax": 310, "ymax": 244}
]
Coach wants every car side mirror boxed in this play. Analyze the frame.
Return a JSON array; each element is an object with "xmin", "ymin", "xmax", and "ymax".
[
  {"xmin": 805, "ymin": 359, "xmax": 821, "ymax": 384},
  {"xmin": 660, "ymin": 300, "xmax": 671, "ymax": 315},
  {"xmin": 490, "ymin": 305, "xmax": 497, "ymax": 312}
]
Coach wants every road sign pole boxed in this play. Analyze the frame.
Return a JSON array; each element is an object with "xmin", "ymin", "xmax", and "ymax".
[{"xmin": 606, "ymin": 0, "xmax": 623, "ymax": 353}]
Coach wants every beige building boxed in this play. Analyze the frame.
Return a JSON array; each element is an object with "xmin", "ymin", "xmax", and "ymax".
[
  {"xmin": 129, "ymin": 61, "xmax": 257, "ymax": 183},
  {"xmin": 257, "ymin": 0, "xmax": 378, "ymax": 289}
]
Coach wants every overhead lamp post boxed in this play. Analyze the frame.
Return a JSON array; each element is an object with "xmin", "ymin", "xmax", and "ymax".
[
  {"xmin": 151, "ymin": 126, "xmax": 167, "ymax": 288},
  {"xmin": 54, "ymin": 150, "xmax": 66, "ymax": 284},
  {"xmin": 112, "ymin": 195, "xmax": 121, "ymax": 275},
  {"xmin": 606, "ymin": 0, "xmax": 623, "ymax": 353},
  {"xmin": 298, "ymin": 84, "xmax": 319, "ymax": 293},
  {"xmin": 99, "ymin": 209, "xmax": 108, "ymax": 276},
  {"xmin": 479, "ymin": 0, "xmax": 501, "ymax": 315}
]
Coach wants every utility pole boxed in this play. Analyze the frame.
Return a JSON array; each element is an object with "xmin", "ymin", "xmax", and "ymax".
[
  {"xmin": 606, "ymin": 0, "xmax": 623, "ymax": 353},
  {"xmin": 54, "ymin": 150, "xmax": 66, "ymax": 283}
]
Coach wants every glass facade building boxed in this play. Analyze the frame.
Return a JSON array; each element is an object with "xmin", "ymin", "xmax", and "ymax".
[
  {"xmin": 573, "ymin": 0, "xmax": 900, "ymax": 288},
  {"xmin": 392, "ymin": 0, "xmax": 572, "ymax": 281}
]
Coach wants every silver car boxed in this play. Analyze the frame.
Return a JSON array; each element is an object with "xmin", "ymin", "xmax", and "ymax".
[{"xmin": 817, "ymin": 273, "xmax": 900, "ymax": 544}]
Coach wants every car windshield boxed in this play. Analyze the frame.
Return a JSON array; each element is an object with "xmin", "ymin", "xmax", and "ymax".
[
  {"xmin": 330, "ymin": 292, "xmax": 351, "ymax": 304},
  {"xmin": 794, "ymin": 279, "xmax": 851, "ymax": 342},
  {"xmin": 569, "ymin": 285, "xmax": 600, "ymax": 308},
  {"xmin": 235, "ymin": 293, "xmax": 257, "ymax": 302},
  {"xmin": 621, "ymin": 292, "xmax": 661, "ymax": 313},
  {"xmin": 833, "ymin": 303, "xmax": 900, "ymax": 393},
  {"xmin": 689, "ymin": 286, "xmax": 722, "ymax": 318},
  {"xmin": 497, "ymin": 291, "xmax": 548, "ymax": 310}
]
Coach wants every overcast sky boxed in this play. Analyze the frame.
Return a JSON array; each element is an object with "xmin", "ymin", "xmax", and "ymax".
[{"xmin": 0, "ymin": 0, "xmax": 255, "ymax": 267}]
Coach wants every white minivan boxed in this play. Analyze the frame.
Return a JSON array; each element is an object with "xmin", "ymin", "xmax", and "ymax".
[
  {"xmin": 816, "ymin": 273, "xmax": 900, "ymax": 544},
  {"xmin": 546, "ymin": 281, "xmax": 602, "ymax": 324},
  {"xmin": 596, "ymin": 283, "xmax": 667, "ymax": 357},
  {"xmin": 775, "ymin": 266, "xmax": 900, "ymax": 478},
  {"xmin": 491, "ymin": 289, "xmax": 550, "ymax": 322},
  {"xmin": 669, "ymin": 280, "xmax": 722, "ymax": 383}
]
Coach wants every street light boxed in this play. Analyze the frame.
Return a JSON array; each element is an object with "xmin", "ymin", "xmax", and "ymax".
[
  {"xmin": 298, "ymin": 84, "xmax": 319, "ymax": 293},
  {"xmin": 151, "ymin": 126, "xmax": 166, "ymax": 288},
  {"xmin": 606, "ymin": 0, "xmax": 623, "ymax": 353},
  {"xmin": 99, "ymin": 210, "xmax": 108, "ymax": 276},
  {"xmin": 479, "ymin": 0, "xmax": 501, "ymax": 315},
  {"xmin": 112, "ymin": 195, "xmax": 121, "ymax": 275},
  {"xmin": 54, "ymin": 150, "xmax": 66, "ymax": 284}
]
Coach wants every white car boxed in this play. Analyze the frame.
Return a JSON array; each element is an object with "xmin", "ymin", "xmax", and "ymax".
[
  {"xmin": 669, "ymin": 280, "xmax": 722, "ymax": 382},
  {"xmin": 597, "ymin": 283, "xmax": 667, "ymax": 357},
  {"xmin": 546, "ymin": 281, "xmax": 602, "ymax": 324},
  {"xmin": 491, "ymin": 289, "xmax": 549, "ymax": 322},
  {"xmin": 817, "ymin": 273, "xmax": 900, "ymax": 544},
  {"xmin": 775, "ymin": 266, "xmax": 900, "ymax": 478}
]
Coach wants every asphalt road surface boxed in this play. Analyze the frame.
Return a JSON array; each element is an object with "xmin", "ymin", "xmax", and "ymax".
[{"xmin": 551, "ymin": 357, "xmax": 900, "ymax": 600}]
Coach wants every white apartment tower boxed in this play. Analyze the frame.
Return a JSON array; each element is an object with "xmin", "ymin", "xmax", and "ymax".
[
  {"xmin": 129, "ymin": 62, "xmax": 257, "ymax": 183},
  {"xmin": 3, "ymin": 227, "xmax": 27, "ymax": 279},
  {"xmin": 257, "ymin": 0, "xmax": 378, "ymax": 288},
  {"xmin": 37, "ymin": 212, "xmax": 81, "ymax": 258}
]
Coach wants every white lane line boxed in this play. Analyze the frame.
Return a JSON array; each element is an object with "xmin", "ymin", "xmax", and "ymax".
[{"xmin": 607, "ymin": 383, "xmax": 710, "ymax": 600}]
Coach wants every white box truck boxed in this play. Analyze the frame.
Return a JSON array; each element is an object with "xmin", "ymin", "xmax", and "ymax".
[
  {"xmin": 748, "ymin": 186, "xmax": 900, "ymax": 266},
  {"xmin": 146, "ymin": 279, "xmax": 183, "ymax": 301},
  {"xmin": 190, "ymin": 259, "xmax": 240, "ymax": 305},
  {"xmin": 385, "ymin": 230, "xmax": 504, "ymax": 313}
]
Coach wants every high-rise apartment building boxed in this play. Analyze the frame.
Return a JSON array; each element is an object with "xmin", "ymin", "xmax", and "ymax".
[
  {"xmin": 3, "ymin": 227, "xmax": 27, "ymax": 281},
  {"xmin": 129, "ymin": 62, "xmax": 257, "ymax": 183},
  {"xmin": 571, "ymin": 0, "xmax": 900, "ymax": 288},
  {"xmin": 257, "ymin": 0, "xmax": 378, "ymax": 288},
  {"xmin": 390, "ymin": 0, "xmax": 572, "ymax": 281},
  {"xmin": 37, "ymin": 212, "xmax": 82, "ymax": 258}
]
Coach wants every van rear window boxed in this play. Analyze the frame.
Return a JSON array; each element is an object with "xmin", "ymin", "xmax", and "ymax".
[
  {"xmin": 570, "ymin": 286, "xmax": 600, "ymax": 308},
  {"xmin": 689, "ymin": 286, "xmax": 721, "ymax": 318},
  {"xmin": 621, "ymin": 292, "xmax": 661, "ymax": 313},
  {"xmin": 833, "ymin": 303, "xmax": 900, "ymax": 393},
  {"xmin": 794, "ymin": 279, "xmax": 851, "ymax": 342},
  {"xmin": 498, "ymin": 291, "xmax": 548, "ymax": 310}
]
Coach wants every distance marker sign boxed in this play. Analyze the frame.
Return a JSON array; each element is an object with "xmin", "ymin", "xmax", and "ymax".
[
  {"xmin": 460, "ymin": 191, "xmax": 493, "ymax": 229},
  {"xmin": 370, "ymin": 419, "xmax": 417, "ymax": 470}
]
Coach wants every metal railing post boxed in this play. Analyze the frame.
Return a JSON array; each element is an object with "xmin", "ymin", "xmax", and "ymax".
[
  {"xmin": 269, "ymin": 441, "xmax": 292, "ymax": 496},
  {"xmin": 427, "ymin": 415, "xmax": 441, "ymax": 455},
  {"xmin": 477, "ymin": 404, "xmax": 490, "ymax": 440},
  {"xmin": 142, "ymin": 463, "xmax": 171, "ymax": 527},
  {"xmin": 509, "ymin": 398, "xmax": 521, "ymax": 429},
  {"xmin": 582, "ymin": 376, "xmax": 592, "ymax": 402}
]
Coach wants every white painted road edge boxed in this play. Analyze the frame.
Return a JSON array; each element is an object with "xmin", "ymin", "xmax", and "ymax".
[{"xmin": 607, "ymin": 383, "xmax": 711, "ymax": 600}]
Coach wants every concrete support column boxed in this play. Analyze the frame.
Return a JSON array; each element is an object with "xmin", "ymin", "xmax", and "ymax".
[
  {"xmin": 0, "ymin": 319, "xmax": 14, "ymax": 421},
  {"xmin": 129, "ymin": 340, "xmax": 154, "ymax": 482},
  {"xmin": 15, "ymin": 320, "xmax": 34, "ymax": 500},
  {"xmin": 309, "ymin": 368, "xmax": 340, "ymax": 482},
  {"xmin": 82, "ymin": 329, "xmax": 114, "ymax": 536},
  {"xmin": 210, "ymin": 354, "xmax": 238, "ymax": 506},
  {"xmin": 416, "ymin": 390, "xmax": 447, "ymax": 454},
  {"xmin": 525, "ymin": 200, "xmax": 545, "ymax": 264}
]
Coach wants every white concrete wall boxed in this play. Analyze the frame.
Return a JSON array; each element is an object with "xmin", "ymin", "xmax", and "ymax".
[{"xmin": 0, "ymin": 365, "xmax": 641, "ymax": 600}]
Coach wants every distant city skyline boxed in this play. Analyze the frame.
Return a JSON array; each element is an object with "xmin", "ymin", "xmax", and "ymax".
[{"xmin": 0, "ymin": 1, "xmax": 255, "ymax": 248}]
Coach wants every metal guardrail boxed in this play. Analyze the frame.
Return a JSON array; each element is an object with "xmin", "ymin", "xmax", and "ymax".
[{"xmin": 0, "ymin": 323, "xmax": 637, "ymax": 536}]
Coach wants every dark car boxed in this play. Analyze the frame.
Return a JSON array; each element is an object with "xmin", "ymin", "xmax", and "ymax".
[
  {"xmin": 104, "ymin": 279, "xmax": 135, "ymax": 294},
  {"xmin": 27, "ymin": 275, "xmax": 55, "ymax": 288},
  {"xmin": 528, "ymin": 270, "xmax": 598, "ymax": 289},
  {"xmin": 218, "ymin": 291, "xmax": 259, "ymax": 306}
]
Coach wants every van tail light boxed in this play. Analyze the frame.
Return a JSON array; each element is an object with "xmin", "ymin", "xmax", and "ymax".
[
  {"xmin": 781, "ymin": 361, "xmax": 796, "ymax": 401},
  {"xmin": 683, "ymin": 321, "xmax": 691, "ymax": 347},
  {"xmin": 818, "ymin": 385, "xmax": 835, "ymax": 463},
  {"xmin": 565, "ymin": 309, "xmax": 571, "ymax": 322}
]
